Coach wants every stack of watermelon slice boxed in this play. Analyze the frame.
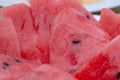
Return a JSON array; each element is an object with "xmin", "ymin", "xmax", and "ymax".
[{"xmin": 0, "ymin": 0, "xmax": 120, "ymax": 80}]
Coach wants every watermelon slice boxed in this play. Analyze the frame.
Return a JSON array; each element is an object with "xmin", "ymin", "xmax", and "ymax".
[
  {"xmin": 0, "ymin": 54, "xmax": 75, "ymax": 80},
  {"xmin": 74, "ymin": 35, "xmax": 120, "ymax": 80},
  {"xmin": 0, "ymin": 53, "xmax": 37, "ymax": 79},
  {"xmin": 0, "ymin": 18, "xmax": 20, "ymax": 57},
  {"xmin": 0, "ymin": 54, "xmax": 36, "ymax": 80},
  {"xmin": 16, "ymin": 65, "xmax": 76, "ymax": 80},
  {"xmin": 31, "ymin": 64, "xmax": 76, "ymax": 80},
  {"xmin": 17, "ymin": 65, "xmax": 76, "ymax": 80},
  {"xmin": 30, "ymin": 0, "xmax": 97, "ymax": 31},
  {"xmin": 50, "ymin": 8, "xmax": 110, "ymax": 72},
  {"xmin": 99, "ymin": 8, "xmax": 120, "ymax": 38},
  {"xmin": 53, "ymin": 8, "xmax": 110, "ymax": 40},
  {"xmin": 29, "ymin": 0, "xmax": 97, "ymax": 61},
  {"xmin": 0, "ymin": 4, "xmax": 49, "ymax": 63}
]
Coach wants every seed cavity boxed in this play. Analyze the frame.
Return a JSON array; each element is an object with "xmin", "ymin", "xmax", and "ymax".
[
  {"xmin": 116, "ymin": 72, "xmax": 120, "ymax": 80},
  {"xmin": 72, "ymin": 40, "xmax": 81, "ymax": 45}
]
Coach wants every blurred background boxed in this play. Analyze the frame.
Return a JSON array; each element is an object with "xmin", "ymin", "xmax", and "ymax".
[
  {"xmin": 0, "ymin": 0, "xmax": 120, "ymax": 13},
  {"xmin": 0, "ymin": 0, "xmax": 120, "ymax": 20},
  {"xmin": 0, "ymin": 0, "xmax": 29, "ymax": 6},
  {"xmin": 79, "ymin": 0, "xmax": 120, "ymax": 13}
]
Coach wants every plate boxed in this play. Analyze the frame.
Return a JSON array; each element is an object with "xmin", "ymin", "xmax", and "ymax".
[
  {"xmin": 93, "ymin": 15, "xmax": 100, "ymax": 21},
  {"xmin": 83, "ymin": 0, "xmax": 120, "ymax": 12},
  {"xmin": 0, "ymin": 0, "xmax": 29, "ymax": 6}
]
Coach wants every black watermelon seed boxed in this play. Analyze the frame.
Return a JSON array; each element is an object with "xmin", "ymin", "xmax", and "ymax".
[
  {"xmin": 72, "ymin": 40, "xmax": 81, "ymax": 45},
  {"xmin": 3, "ymin": 62, "xmax": 9, "ymax": 69},
  {"xmin": 69, "ymin": 69, "xmax": 77, "ymax": 74},
  {"xmin": 86, "ymin": 15, "xmax": 90, "ymax": 19},
  {"xmin": 116, "ymin": 72, "xmax": 120, "ymax": 80},
  {"xmin": 15, "ymin": 58, "xmax": 21, "ymax": 63}
]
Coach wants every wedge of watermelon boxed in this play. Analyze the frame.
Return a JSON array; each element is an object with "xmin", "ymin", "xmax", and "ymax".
[
  {"xmin": 31, "ymin": 64, "xmax": 76, "ymax": 80},
  {"xmin": 16, "ymin": 65, "xmax": 76, "ymax": 80},
  {"xmin": 30, "ymin": 0, "xmax": 97, "ymax": 31},
  {"xmin": 29, "ymin": 0, "xmax": 97, "ymax": 61},
  {"xmin": 1, "ymin": 4, "xmax": 49, "ymax": 63},
  {"xmin": 0, "ymin": 53, "xmax": 38, "ymax": 79},
  {"xmin": 53, "ymin": 8, "xmax": 110, "ymax": 40},
  {"xmin": 0, "ymin": 54, "xmax": 36, "ymax": 80},
  {"xmin": 17, "ymin": 65, "xmax": 76, "ymax": 80},
  {"xmin": 99, "ymin": 8, "xmax": 120, "ymax": 38},
  {"xmin": 0, "ymin": 18, "xmax": 20, "ymax": 57},
  {"xmin": 74, "ymin": 35, "xmax": 120, "ymax": 80},
  {"xmin": 50, "ymin": 8, "xmax": 110, "ymax": 72},
  {"xmin": 0, "ymin": 54, "xmax": 76, "ymax": 80}
]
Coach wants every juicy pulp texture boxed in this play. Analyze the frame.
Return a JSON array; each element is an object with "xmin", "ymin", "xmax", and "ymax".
[
  {"xmin": 0, "ymin": 18, "xmax": 20, "ymax": 57},
  {"xmin": 16, "ymin": 65, "xmax": 76, "ymax": 80},
  {"xmin": 0, "ymin": 54, "xmax": 75, "ymax": 80},
  {"xmin": 1, "ymin": 4, "xmax": 49, "ymax": 63},
  {"xmin": 75, "ymin": 35, "xmax": 120, "ymax": 80},
  {"xmin": 99, "ymin": 8, "xmax": 120, "ymax": 38},
  {"xmin": 50, "ymin": 24, "xmax": 109, "ymax": 72},
  {"xmin": 0, "ymin": 54, "xmax": 34, "ymax": 80},
  {"xmin": 30, "ymin": 0, "xmax": 97, "ymax": 31},
  {"xmin": 32, "ymin": 64, "xmax": 76, "ymax": 80},
  {"xmin": 0, "ymin": 0, "xmax": 120, "ymax": 80},
  {"xmin": 53, "ymin": 8, "xmax": 110, "ymax": 41},
  {"xmin": 50, "ymin": 8, "xmax": 110, "ymax": 72},
  {"xmin": 30, "ymin": 0, "xmax": 97, "ymax": 64}
]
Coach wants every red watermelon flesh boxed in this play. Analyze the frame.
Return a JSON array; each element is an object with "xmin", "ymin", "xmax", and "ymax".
[
  {"xmin": 20, "ymin": 64, "xmax": 76, "ymax": 80},
  {"xmin": 53, "ymin": 8, "xmax": 110, "ymax": 41},
  {"xmin": 50, "ymin": 24, "xmax": 109, "ymax": 72},
  {"xmin": 0, "ymin": 18, "xmax": 20, "ymax": 57},
  {"xmin": 1, "ymin": 4, "xmax": 49, "ymax": 63},
  {"xmin": 0, "ymin": 54, "xmax": 75, "ymax": 80},
  {"xmin": 74, "ymin": 35, "xmax": 120, "ymax": 80},
  {"xmin": 30, "ymin": 0, "xmax": 97, "ymax": 31},
  {"xmin": 50, "ymin": 8, "xmax": 110, "ymax": 72},
  {"xmin": 14, "ymin": 65, "xmax": 76, "ymax": 80},
  {"xmin": 0, "ymin": 54, "xmax": 36, "ymax": 80},
  {"xmin": 29, "ymin": 0, "xmax": 97, "ymax": 60},
  {"xmin": 99, "ymin": 8, "xmax": 120, "ymax": 38}
]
